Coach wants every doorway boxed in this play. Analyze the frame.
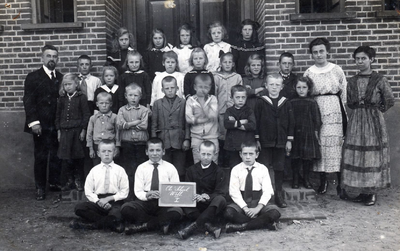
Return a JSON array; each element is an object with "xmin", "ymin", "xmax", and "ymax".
[{"xmin": 122, "ymin": 0, "xmax": 255, "ymax": 52}]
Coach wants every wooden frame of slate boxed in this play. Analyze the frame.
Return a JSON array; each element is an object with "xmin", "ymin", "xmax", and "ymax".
[{"xmin": 158, "ymin": 182, "xmax": 197, "ymax": 207}]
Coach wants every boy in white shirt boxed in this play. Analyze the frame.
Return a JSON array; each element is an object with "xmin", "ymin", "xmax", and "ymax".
[
  {"xmin": 224, "ymin": 140, "xmax": 281, "ymax": 233},
  {"xmin": 70, "ymin": 139, "xmax": 129, "ymax": 233}
]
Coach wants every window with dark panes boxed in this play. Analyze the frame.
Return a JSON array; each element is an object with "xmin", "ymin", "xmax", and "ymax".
[
  {"xmin": 384, "ymin": 0, "xmax": 399, "ymax": 10},
  {"xmin": 299, "ymin": 0, "xmax": 342, "ymax": 13},
  {"xmin": 37, "ymin": 0, "xmax": 74, "ymax": 23}
]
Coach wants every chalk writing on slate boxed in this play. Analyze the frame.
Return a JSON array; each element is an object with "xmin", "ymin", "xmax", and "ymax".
[{"xmin": 159, "ymin": 182, "xmax": 196, "ymax": 207}]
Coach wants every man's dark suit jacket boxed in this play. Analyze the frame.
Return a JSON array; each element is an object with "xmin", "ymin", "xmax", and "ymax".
[{"xmin": 23, "ymin": 67, "xmax": 63, "ymax": 133}]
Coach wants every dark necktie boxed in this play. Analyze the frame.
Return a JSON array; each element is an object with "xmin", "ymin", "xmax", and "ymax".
[
  {"xmin": 80, "ymin": 76, "xmax": 88, "ymax": 97},
  {"xmin": 244, "ymin": 167, "xmax": 254, "ymax": 204},
  {"xmin": 51, "ymin": 72, "xmax": 56, "ymax": 83},
  {"xmin": 150, "ymin": 163, "xmax": 159, "ymax": 191}
]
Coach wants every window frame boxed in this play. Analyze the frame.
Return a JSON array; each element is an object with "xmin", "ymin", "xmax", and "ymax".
[
  {"xmin": 291, "ymin": 0, "xmax": 356, "ymax": 21},
  {"xmin": 376, "ymin": 0, "xmax": 400, "ymax": 18},
  {"xmin": 21, "ymin": 0, "xmax": 83, "ymax": 30}
]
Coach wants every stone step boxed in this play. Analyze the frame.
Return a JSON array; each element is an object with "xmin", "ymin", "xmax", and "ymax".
[{"xmin": 282, "ymin": 184, "xmax": 317, "ymax": 202}]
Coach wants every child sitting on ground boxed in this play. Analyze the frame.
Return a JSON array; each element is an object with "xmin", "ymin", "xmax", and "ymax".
[
  {"xmin": 70, "ymin": 139, "xmax": 129, "ymax": 233},
  {"xmin": 121, "ymin": 138, "xmax": 183, "ymax": 235},
  {"xmin": 178, "ymin": 141, "xmax": 227, "ymax": 240},
  {"xmin": 224, "ymin": 140, "xmax": 281, "ymax": 233}
]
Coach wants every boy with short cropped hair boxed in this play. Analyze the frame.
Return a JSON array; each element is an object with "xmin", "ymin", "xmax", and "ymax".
[
  {"xmin": 185, "ymin": 74, "xmax": 219, "ymax": 164},
  {"xmin": 224, "ymin": 85, "xmax": 256, "ymax": 168},
  {"xmin": 278, "ymin": 52, "xmax": 298, "ymax": 184},
  {"xmin": 254, "ymin": 73, "xmax": 294, "ymax": 208},
  {"xmin": 70, "ymin": 139, "xmax": 129, "ymax": 233},
  {"xmin": 178, "ymin": 141, "xmax": 227, "ymax": 239},
  {"xmin": 224, "ymin": 140, "xmax": 281, "ymax": 233},
  {"xmin": 86, "ymin": 92, "xmax": 120, "ymax": 166},
  {"xmin": 117, "ymin": 83, "xmax": 150, "ymax": 195},
  {"xmin": 278, "ymin": 52, "xmax": 298, "ymax": 100},
  {"xmin": 77, "ymin": 55, "xmax": 102, "ymax": 114},
  {"xmin": 121, "ymin": 138, "xmax": 183, "ymax": 235},
  {"xmin": 151, "ymin": 76, "xmax": 190, "ymax": 180}
]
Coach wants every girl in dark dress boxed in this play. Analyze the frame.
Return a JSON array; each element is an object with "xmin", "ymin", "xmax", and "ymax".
[
  {"xmin": 291, "ymin": 76, "xmax": 322, "ymax": 189},
  {"xmin": 118, "ymin": 50, "xmax": 151, "ymax": 108},
  {"xmin": 143, "ymin": 28, "xmax": 173, "ymax": 81},
  {"xmin": 94, "ymin": 66, "xmax": 123, "ymax": 114},
  {"xmin": 106, "ymin": 27, "xmax": 136, "ymax": 75},
  {"xmin": 55, "ymin": 73, "xmax": 91, "ymax": 191},
  {"xmin": 231, "ymin": 19, "xmax": 265, "ymax": 76}
]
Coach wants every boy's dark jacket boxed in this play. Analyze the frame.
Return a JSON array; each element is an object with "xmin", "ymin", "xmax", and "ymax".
[
  {"xmin": 254, "ymin": 94, "xmax": 294, "ymax": 148},
  {"xmin": 151, "ymin": 96, "xmax": 190, "ymax": 149},
  {"xmin": 185, "ymin": 161, "xmax": 228, "ymax": 210}
]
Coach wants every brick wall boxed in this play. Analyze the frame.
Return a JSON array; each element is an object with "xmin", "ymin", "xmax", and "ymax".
[
  {"xmin": 0, "ymin": 0, "xmax": 115, "ymax": 110},
  {"xmin": 105, "ymin": 0, "xmax": 122, "ymax": 53},
  {"xmin": 257, "ymin": 0, "xmax": 400, "ymax": 98}
]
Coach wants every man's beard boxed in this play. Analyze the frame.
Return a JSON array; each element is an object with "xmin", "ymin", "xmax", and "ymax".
[{"xmin": 47, "ymin": 60, "xmax": 56, "ymax": 70}]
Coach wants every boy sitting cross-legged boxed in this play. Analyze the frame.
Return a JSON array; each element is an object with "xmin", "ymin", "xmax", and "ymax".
[
  {"xmin": 178, "ymin": 141, "xmax": 227, "ymax": 239},
  {"xmin": 120, "ymin": 138, "xmax": 183, "ymax": 235},
  {"xmin": 223, "ymin": 140, "xmax": 281, "ymax": 233},
  {"xmin": 70, "ymin": 139, "xmax": 129, "ymax": 233}
]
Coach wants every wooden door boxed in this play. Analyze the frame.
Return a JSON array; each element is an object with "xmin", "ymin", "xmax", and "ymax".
[{"xmin": 122, "ymin": 0, "xmax": 254, "ymax": 52}]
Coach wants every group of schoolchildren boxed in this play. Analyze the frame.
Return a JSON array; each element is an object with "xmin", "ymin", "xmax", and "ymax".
[{"xmin": 57, "ymin": 20, "xmax": 323, "ymax": 239}]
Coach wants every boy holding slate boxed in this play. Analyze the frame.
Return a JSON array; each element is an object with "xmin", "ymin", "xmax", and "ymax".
[
  {"xmin": 223, "ymin": 140, "xmax": 281, "ymax": 233},
  {"xmin": 178, "ymin": 141, "xmax": 227, "ymax": 239},
  {"xmin": 121, "ymin": 138, "xmax": 183, "ymax": 235}
]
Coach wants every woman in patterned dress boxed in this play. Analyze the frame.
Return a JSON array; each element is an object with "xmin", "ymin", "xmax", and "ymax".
[
  {"xmin": 304, "ymin": 38, "xmax": 347, "ymax": 195},
  {"xmin": 342, "ymin": 46, "xmax": 394, "ymax": 206}
]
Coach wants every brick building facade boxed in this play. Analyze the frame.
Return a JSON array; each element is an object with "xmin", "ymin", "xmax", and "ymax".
[
  {"xmin": 0, "ymin": 0, "xmax": 399, "ymax": 109},
  {"xmin": 255, "ymin": 0, "xmax": 400, "ymax": 97},
  {"xmin": 0, "ymin": 0, "xmax": 122, "ymax": 110},
  {"xmin": 0, "ymin": 0, "xmax": 399, "ymax": 188}
]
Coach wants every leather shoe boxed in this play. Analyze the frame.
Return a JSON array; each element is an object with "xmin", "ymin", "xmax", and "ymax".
[
  {"xmin": 352, "ymin": 194, "xmax": 368, "ymax": 203},
  {"xmin": 318, "ymin": 180, "xmax": 328, "ymax": 194},
  {"xmin": 303, "ymin": 179, "xmax": 312, "ymax": 189},
  {"xmin": 204, "ymin": 223, "xmax": 221, "ymax": 239},
  {"xmin": 69, "ymin": 219, "xmax": 97, "ymax": 230},
  {"xmin": 339, "ymin": 188, "xmax": 349, "ymax": 200},
  {"xmin": 178, "ymin": 222, "xmax": 198, "ymax": 240},
  {"xmin": 275, "ymin": 193, "xmax": 287, "ymax": 208},
  {"xmin": 113, "ymin": 221, "xmax": 125, "ymax": 233},
  {"xmin": 266, "ymin": 222, "xmax": 278, "ymax": 231},
  {"xmin": 292, "ymin": 172, "xmax": 299, "ymax": 189},
  {"xmin": 364, "ymin": 194, "xmax": 376, "ymax": 206},
  {"xmin": 225, "ymin": 223, "xmax": 247, "ymax": 233},
  {"xmin": 125, "ymin": 223, "xmax": 148, "ymax": 235},
  {"xmin": 36, "ymin": 188, "xmax": 45, "ymax": 200}
]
